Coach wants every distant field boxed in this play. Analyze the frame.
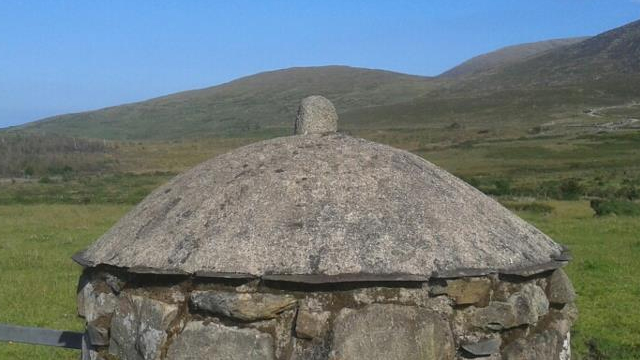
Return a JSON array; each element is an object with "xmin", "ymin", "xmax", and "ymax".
[
  {"xmin": 2, "ymin": 130, "xmax": 638, "ymax": 205},
  {"xmin": 0, "ymin": 202, "xmax": 639, "ymax": 359}
]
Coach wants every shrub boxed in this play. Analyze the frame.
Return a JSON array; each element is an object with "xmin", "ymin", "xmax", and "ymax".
[
  {"xmin": 494, "ymin": 179, "xmax": 512, "ymax": 195},
  {"xmin": 23, "ymin": 166, "xmax": 34, "ymax": 177},
  {"xmin": 590, "ymin": 199, "xmax": 640, "ymax": 216},
  {"xmin": 559, "ymin": 178, "xmax": 584, "ymax": 200}
]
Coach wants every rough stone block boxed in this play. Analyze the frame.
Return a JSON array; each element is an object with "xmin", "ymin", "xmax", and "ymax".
[
  {"xmin": 547, "ymin": 269, "xmax": 576, "ymax": 305},
  {"xmin": 290, "ymin": 337, "xmax": 330, "ymax": 360},
  {"xmin": 250, "ymin": 309, "xmax": 296, "ymax": 360},
  {"xmin": 470, "ymin": 283, "xmax": 548, "ymax": 330},
  {"xmin": 432, "ymin": 277, "xmax": 492, "ymax": 305},
  {"xmin": 329, "ymin": 304, "xmax": 455, "ymax": 360},
  {"xmin": 166, "ymin": 321, "xmax": 275, "ymax": 360},
  {"xmin": 87, "ymin": 321, "xmax": 110, "ymax": 346},
  {"xmin": 190, "ymin": 291, "xmax": 297, "ymax": 321},
  {"xmin": 502, "ymin": 321, "xmax": 569, "ymax": 360},
  {"xmin": 294, "ymin": 95, "xmax": 338, "ymax": 135},
  {"xmin": 109, "ymin": 294, "xmax": 179, "ymax": 360},
  {"xmin": 295, "ymin": 308, "xmax": 331, "ymax": 339},
  {"xmin": 77, "ymin": 280, "xmax": 118, "ymax": 322}
]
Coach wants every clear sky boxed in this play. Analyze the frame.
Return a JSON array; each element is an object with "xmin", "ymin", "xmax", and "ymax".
[{"xmin": 1, "ymin": 0, "xmax": 638, "ymax": 128}]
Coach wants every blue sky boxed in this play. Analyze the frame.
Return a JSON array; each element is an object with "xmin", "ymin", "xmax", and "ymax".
[{"xmin": 1, "ymin": 1, "xmax": 638, "ymax": 128}]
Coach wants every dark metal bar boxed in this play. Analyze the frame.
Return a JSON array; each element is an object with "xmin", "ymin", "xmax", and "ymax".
[{"xmin": 0, "ymin": 324, "xmax": 83, "ymax": 350}]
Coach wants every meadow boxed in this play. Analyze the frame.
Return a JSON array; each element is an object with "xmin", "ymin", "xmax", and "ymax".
[{"xmin": 0, "ymin": 129, "xmax": 639, "ymax": 359}]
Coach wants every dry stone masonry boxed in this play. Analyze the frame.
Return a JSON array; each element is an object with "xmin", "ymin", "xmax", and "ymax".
[
  {"xmin": 76, "ymin": 268, "xmax": 576, "ymax": 360},
  {"xmin": 73, "ymin": 96, "xmax": 577, "ymax": 359}
]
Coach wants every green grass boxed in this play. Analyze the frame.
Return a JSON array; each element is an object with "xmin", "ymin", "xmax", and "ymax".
[
  {"xmin": 0, "ymin": 205, "xmax": 129, "ymax": 360},
  {"xmin": 519, "ymin": 201, "xmax": 640, "ymax": 359},
  {"xmin": 0, "ymin": 173, "xmax": 173, "ymax": 205}
]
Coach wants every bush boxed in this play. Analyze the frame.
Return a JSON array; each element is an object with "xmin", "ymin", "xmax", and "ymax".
[
  {"xmin": 536, "ymin": 181, "xmax": 561, "ymax": 199},
  {"xmin": 590, "ymin": 199, "xmax": 640, "ymax": 216},
  {"xmin": 559, "ymin": 178, "xmax": 584, "ymax": 200},
  {"xmin": 23, "ymin": 166, "xmax": 34, "ymax": 177},
  {"xmin": 494, "ymin": 179, "xmax": 512, "ymax": 195},
  {"xmin": 38, "ymin": 176, "xmax": 52, "ymax": 184}
]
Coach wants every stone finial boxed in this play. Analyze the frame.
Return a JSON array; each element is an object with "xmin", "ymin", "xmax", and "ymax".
[{"xmin": 294, "ymin": 95, "xmax": 338, "ymax": 135}]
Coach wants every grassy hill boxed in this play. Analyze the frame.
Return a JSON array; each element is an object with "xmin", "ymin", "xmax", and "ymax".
[
  {"xmin": 345, "ymin": 19, "xmax": 640, "ymax": 137},
  {"xmin": 17, "ymin": 66, "xmax": 435, "ymax": 140},
  {"xmin": 11, "ymin": 19, "xmax": 640, "ymax": 142},
  {"xmin": 439, "ymin": 37, "xmax": 588, "ymax": 78}
]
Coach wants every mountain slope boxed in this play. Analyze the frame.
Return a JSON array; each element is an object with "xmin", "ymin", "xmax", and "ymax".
[
  {"xmin": 455, "ymin": 19, "xmax": 640, "ymax": 92},
  {"xmin": 345, "ymin": 19, "xmax": 640, "ymax": 134},
  {"xmin": 19, "ymin": 66, "xmax": 435, "ymax": 140},
  {"xmin": 440, "ymin": 37, "xmax": 588, "ymax": 78},
  {"xmin": 13, "ymin": 19, "xmax": 640, "ymax": 141}
]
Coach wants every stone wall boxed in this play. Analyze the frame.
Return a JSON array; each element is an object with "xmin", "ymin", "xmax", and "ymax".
[{"xmin": 77, "ymin": 267, "xmax": 576, "ymax": 360}]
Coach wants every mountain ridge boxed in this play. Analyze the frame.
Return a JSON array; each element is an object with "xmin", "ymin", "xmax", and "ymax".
[{"xmin": 439, "ymin": 37, "xmax": 589, "ymax": 78}]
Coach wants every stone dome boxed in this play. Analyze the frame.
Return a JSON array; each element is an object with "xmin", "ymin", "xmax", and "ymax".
[{"xmin": 74, "ymin": 96, "xmax": 569, "ymax": 283}]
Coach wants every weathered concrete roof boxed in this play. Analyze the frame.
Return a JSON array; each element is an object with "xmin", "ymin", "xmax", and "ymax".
[{"xmin": 75, "ymin": 132, "xmax": 567, "ymax": 282}]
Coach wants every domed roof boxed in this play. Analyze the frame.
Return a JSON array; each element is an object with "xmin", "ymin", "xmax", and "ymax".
[{"xmin": 74, "ymin": 96, "xmax": 569, "ymax": 282}]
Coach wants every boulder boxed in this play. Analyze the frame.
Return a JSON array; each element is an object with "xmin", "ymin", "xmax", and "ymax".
[
  {"xmin": 109, "ymin": 294, "xmax": 179, "ymax": 360},
  {"xmin": 190, "ymin": 291, "xmax": 297, "ymax": 321},
  {"xmin": 166, "ymin": 321, "xmax": 275, "ymax": 360},
  {"xmin": 329, "ymin": 304, "xmax": 455, "ymax": 360}
]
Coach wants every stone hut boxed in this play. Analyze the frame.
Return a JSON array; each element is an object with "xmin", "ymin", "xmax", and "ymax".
[{"xmin": 73, "ymin": 95, "xmax": 577, "ymax": 360}]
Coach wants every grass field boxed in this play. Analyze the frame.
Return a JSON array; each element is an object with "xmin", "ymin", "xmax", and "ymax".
[
  {"xmin": 0, "ymin": 202, "xmax": 639, "ymax": 359},
  {"xmin": 0, "ymin": 205, "xmax": 129, "ymax": 360}
]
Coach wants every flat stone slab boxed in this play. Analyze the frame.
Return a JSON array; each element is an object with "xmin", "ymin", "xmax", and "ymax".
[
  {"xmin": 190, "ymin": 291, "xmax": 297, "ymax": 321},
  {"xmin": 461, "ymin": 337, "xmax": 502, "ymax": 356},
  {"xmin": 166, "ymin": 321, "xmax": 275, "ymax": 360},
  {"xmin": 432, "ymin": 277, "xmax": 491, "ymax": 305}
]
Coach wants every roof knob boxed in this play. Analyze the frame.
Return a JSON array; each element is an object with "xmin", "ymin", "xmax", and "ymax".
[{"xmin": 294, "ymin": 95, "xmax": 338, "ymax": 135}]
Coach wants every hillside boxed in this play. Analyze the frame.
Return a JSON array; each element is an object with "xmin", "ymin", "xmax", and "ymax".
[
  {"xmin": 11, "ymin": 19, "xmax": 640, "ymax": 141},
  {"xmin": 450, "ymin": 19, "xmax": 640, "ymax": 92},
  {"xmin": 440, "ymin": 37, "xmax": 588, "ymax": 78},
  {"xmin": 345, "ymin": 19, "xmax": 640, "ymax": 135},
  {"xmin": 18, "ymin": 66, "xmax": 435, "ymax": 140}
]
